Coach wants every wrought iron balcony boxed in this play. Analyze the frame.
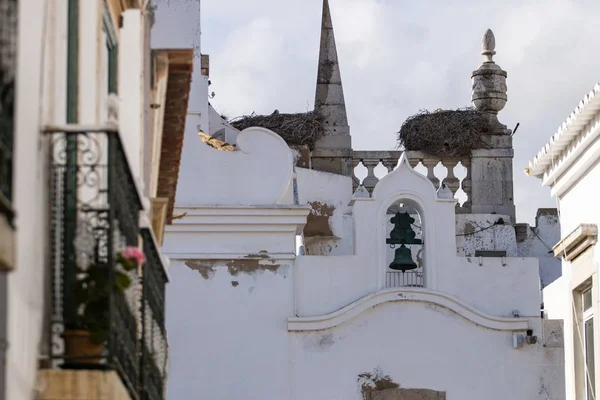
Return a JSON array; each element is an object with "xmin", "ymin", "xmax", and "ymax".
[
  {"xmin": 45, "ymin": 126, "xmax": 167, "ymax": 399},
  {"xmin": 141, "ymin": 228, "xmax": 168, "ymax": 400},
  {"xmin": 0, "ymin": 0, "xmax": 17, "ymax": 225}
]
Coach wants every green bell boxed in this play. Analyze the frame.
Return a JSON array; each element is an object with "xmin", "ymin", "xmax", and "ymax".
[{"xmin": 389, "ymin": 244, "xmax": 417, "ymax": 272}]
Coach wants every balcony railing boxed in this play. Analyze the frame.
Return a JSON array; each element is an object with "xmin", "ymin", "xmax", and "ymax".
[
  {"xmin": 141, "ymin": 228, "xmax": 168, "ymax": 400},
  {"xmin": 353, "ymin": 150, "xmax": 471, "ymax": 212},
  {"xmin": 47, "ymin": 126, "xmax": 149, "ymax": 399}
]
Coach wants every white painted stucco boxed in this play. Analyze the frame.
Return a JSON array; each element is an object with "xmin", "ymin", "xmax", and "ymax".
[
  {"xmin": 296, "ymin": 167, "xmax": 354, "ymax": 256},
  {"xmin": 164, "ymin": 142, "xmax": 564, "ymax": 399},
  {"xmin": 3, "ymin": 1, "xmax": 161, "ymax": 398},
  {"xmin": 4, "ymin": 1, "xmax": 54, "ymax": 398},
  {"xmin": 530, "ymin": 82, "xmax": 600, "ymax": 400}
]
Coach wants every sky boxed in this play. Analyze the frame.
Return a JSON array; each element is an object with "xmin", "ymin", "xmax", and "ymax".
[{"xmin": 198, "ymin": 0, "xmax": 600, "ymax": 224}]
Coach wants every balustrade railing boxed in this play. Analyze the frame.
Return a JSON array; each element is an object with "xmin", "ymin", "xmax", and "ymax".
[
  {"xmin": 352, "ymin": 150, "xmax": 472, "ymax": 212},
  {"xmin": 47, "ymin": 127, "xmax": 144, "ymax": 399},
  {"xmin": 385, "ymin": 270, "xmax": 423, "ymax": 288}
]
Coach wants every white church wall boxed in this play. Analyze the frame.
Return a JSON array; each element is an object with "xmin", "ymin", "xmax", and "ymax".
[
  {"xmin": 440, "ymin": 257, "xmax": 541, "ymax": 318},
  {"xmin": 164, "ymin": 258, "xmax": 296, "ymax": 400},
  {"xmin": 290, "ymin": 302, "xmax": 561, "ymax": 400},
  {"xmin": 296, "ymin": 168, "xmax": 354, "ymax": 256},
  {"xmin": 174, "ymin": 127, "xmax": 294, "ymax": 206},
  {"xmin": 295, "ymin": 256, "xmax": 376, "ymax": 316},
  {"xmin": 162, "ymin": 126, "xmax": 563, "ymax": 398},
  {"xmin": 164, "ymin": 250, "xmax": 562, "ymax": 400},
  {"xmin": 295, "ymin": 255, "xmax": 540, "ymax": 319},
  {"xmin": 517, "ymin": 209, "xmax": 561, "ymax": 288},
  {"xmin": 163, "ymin": 255, "xmax": 561, "ymax": 400}
]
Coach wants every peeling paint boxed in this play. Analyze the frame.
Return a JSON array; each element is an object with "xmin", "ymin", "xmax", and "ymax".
[
  {"xmin": 226, "ymin": 259, "xmax": 281, "ymax": 277},
  {"xmin": 185, "ymin": 258, "xmax": 284, "ymax": 279},
  {"xmin": 184, "ymin": 261, "xmax": 216, "ymax": 279},
  {"xmin": 304, "ymin": 201, "xmax": 335, "ymax": 237}
]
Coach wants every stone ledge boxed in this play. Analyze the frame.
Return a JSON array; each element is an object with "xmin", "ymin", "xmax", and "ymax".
[
  {"xmin": 553, "ymin": 223, "xmax": 597, "ymax": 261},
  {"xmin": 35, "ymin": 369, "xmax": 131, "ymax": 400}
]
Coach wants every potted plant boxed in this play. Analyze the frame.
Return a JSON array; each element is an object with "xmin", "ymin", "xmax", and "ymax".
[{"xmin": 62, "ymin": 246, "xmax": 146, "ymax": 364}]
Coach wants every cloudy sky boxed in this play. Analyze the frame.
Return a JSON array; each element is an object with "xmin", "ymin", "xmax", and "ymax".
[{"xmin": 198, "ymin": 0, "xmax": 600, "ymax": 224}]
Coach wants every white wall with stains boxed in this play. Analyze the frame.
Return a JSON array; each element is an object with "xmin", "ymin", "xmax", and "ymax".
[
  {"xmin": 163, "ymin": 142, "xmax": 565, "ymax": 399},
  {"xmin": 162, "ymin": 256, "xmax": 563, "ymax": 400},
  {"xmin": 296, "ymin": 167, "xmax": 354, "ymax": 256},
  {"xmin": 516, "ymin": 210, "xmax": 561, "ymax": 289}
]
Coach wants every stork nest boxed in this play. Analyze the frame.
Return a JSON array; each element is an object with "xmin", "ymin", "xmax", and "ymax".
[
  {"xmin": 397, "ymin": 108, "xmax": 490, "ymax": 158},
  {"xmin": 230, "ymin": 110, "xmax": 323, "ymax": 150}
]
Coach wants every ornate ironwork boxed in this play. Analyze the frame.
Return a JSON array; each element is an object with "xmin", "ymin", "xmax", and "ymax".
[
  {"xmin": 0, "ymin": 0, "xmax": 17, "ymax": 223},
  {"xmin": 141, "ymin": 228, "xmax": 168, "ymax": 400},
  {"xmin": 48, "ymin": 129, "xmax": 144, "ymax": 399}
]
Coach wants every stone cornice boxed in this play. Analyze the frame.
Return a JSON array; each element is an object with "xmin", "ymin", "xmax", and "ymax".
[
  {"xmin": 166, "ymin": 205, "xmax": 310, "ymax": 235},
  {"xmin": 553, "ymin": 224, "xmax": 598, "ymax": 261},
  {"xmin": 288, "ymin": 288, "xmax": 531, "ymax": 332}
]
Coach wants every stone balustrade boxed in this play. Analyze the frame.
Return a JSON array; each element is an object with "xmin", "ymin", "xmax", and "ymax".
[{"xmin": 352, "ymin": 150, "xmax": 472, "ymax": 213}]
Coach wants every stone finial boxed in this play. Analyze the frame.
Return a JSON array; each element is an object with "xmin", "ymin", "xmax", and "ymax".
[
  {"xmin": 482, "ymin": 29, "xmax": 496, "ymax": 63},
  {"xmin": 471, "ymin": 29, "xmax": 508, "ymax": 132}
]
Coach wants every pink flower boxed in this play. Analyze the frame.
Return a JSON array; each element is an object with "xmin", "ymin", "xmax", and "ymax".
[{"xmin": 122, "ymin": 246, "xmax": 146, "ymax": 265}]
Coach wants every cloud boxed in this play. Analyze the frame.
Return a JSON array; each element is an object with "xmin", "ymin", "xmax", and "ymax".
[{"xmin": 202, "ymin": 0, "xmax": 600, "ymax": 223}]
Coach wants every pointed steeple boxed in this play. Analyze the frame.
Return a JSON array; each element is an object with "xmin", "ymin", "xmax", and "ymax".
[{"xmin": 314, "ymin": 0, "xmax": 351, "ymax": 150}]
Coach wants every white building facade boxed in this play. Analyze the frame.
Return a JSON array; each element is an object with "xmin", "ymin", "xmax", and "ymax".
[
  {"xmin": 161, "ymin": 1, "xmax": 566, "ymax": 398},
  {"xmin": 529, "ymin": 84, "xmax": 600, "ymax": 400},
  {"xmin": 0, "ymin": 1, "xmax": 179, "ymax": 399}
]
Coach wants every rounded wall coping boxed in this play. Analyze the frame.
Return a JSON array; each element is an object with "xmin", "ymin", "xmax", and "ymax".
[{"xmin": 287, "ymin": 288, "xmax": 531, "ymax": 332}]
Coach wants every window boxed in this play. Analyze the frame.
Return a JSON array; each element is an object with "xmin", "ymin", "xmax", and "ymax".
[
  {"xmin": 583, "ymin": 287, "xmax": 595, "ymax": 400},
  {"xmin": 0, "ymin": 0, "xmax": 17, "ymax": 224}
]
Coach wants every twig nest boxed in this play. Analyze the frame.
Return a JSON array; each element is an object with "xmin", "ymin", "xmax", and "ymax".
[
  {"xmin": 230, "ymin": 111, "xmax": 324, "ymax": 150},
  {"xmin": 397, "ymin": 108, "xmax": 490, "ymax": 158}
]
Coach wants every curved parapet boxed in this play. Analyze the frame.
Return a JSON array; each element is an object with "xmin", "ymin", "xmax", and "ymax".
[
  {"xmin": 288, "ymin": 288, "xmax": 531, "ymax": 332},
  {"xmin": 178, "ymin": 127, "xmax": 294, "ymax": 206}
]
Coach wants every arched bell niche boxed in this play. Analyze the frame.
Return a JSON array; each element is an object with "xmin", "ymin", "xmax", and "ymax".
[{"xmin": 384, "ymin": 199, "xmax": 425, "ymax": 288}]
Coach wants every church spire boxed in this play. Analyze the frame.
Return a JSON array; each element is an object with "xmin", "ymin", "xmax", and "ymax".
[{"xmin": 314, "ymin": 0, "xmax": 351, "ymax": 150}]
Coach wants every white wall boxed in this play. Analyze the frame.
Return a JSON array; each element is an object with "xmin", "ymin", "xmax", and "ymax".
[
  {"xmin": 5, "ymin": 0, "xmax": 52, "ymax": 398},
  {"xmin": 151, "ymin": 0, "xmax": 212, "ymax": 208},
  {"xmin": 296, "ymin": 168, "xmax": 354, "ymax": 256},
  {"xmin": 119, "ymin": 9, "xmax": 144, "ymax": 188},
  {"xmin": 543, "ymin": 275, "xmax": 573, "ymax": 398},
  {"xmin": 517, "ymin": 210, "xmax": 561, "ymax": 288},
  {"xmin": 546, "ymin": 128, "xmax": 600, "ymax": 399},
  {"xmin": 164, "ymin": 258, "xmax": 562, "ymax": 400},
  {"xmin": 559, "ymin": 161, "xmax": 600, "ymax": 237},
  {"xmin": 297, "ymin": 255, "xmax": 541, "ymax": 319},
  {"xmin": 163, "ymin": 146, "xmax": 563, "ymax": 399}
]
